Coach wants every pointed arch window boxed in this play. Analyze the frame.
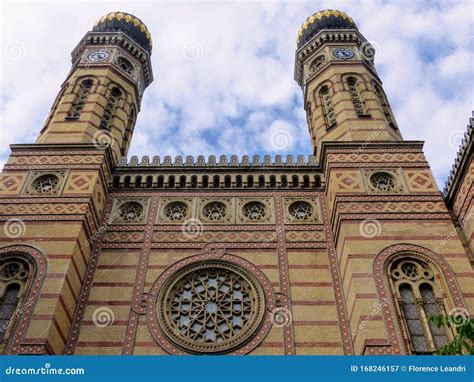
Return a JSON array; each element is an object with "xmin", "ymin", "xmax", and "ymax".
[
  {"xmin": 100, "ymin": 87, "xmax": 122, "ymax": 130},
  {"xmin": 320, "ymin": 86, "xmax": 336, "ymax": 128},
  {"xmin": 67, "ymin": 79, "xmax": 93, "ymax": 119},
  {"xmin": 0, "ymin": 258, "xmax": 31, "ymax": 345},
  {"xmin": 390, "ymin": 258, "xmax": 449, "ymax": 354},
  {"xmin": 346, "ymin": 77, "xmax": 366, "ymax": 116}
]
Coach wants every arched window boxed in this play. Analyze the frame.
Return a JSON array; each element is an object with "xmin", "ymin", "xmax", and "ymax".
[
  {"xmin": 374, "ymin": 82, "xmax": 396, "ymax": 128},
  {"xmin": 67, "ymin": 79, "xmax": 93, "ymax": 119},
  {"xmin": 346, "ymin": 77, "xmax": 366, "ymax": 116},
  {"xmin": 116, "ymin": 57, "xmax": 134, "ymax": 75},
  {"xmin": 0, "ymin": 258, "xmax": 31, "ymax": 345},
  {"xmin": 320, "ymin": 86, "xmax": 336, "ymax": 128},
  {"xmin": 99, "ymin": 87, "xmax": 121, "ymax": 130},
  {"xmin": 390, "ymin": 257, "xmax": 449, "ymax": 354}
]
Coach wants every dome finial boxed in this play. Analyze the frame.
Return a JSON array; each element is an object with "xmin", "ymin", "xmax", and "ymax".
[
  {"xmin": 93, "ymin": 11, "xmax": 152, "ymax": 53},
  {"xmin": 297, "ymin": 9, "xmax": 357, "ymax": 48}
]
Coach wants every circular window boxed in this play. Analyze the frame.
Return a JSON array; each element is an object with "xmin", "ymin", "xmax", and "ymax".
[
  {"xmin": 118, "ymin": 201, "xmax": 143, "ymax": 222},
  {"xmin": 165, "ymin": 201, "xmax": 188, "ymax": 221},
  {"xmin": 370, "ymin": 172, "xmax": 396, "ymax": 192},
  {"xmin": 242, "ymin": 201, "xmax": 267, "ymax": 221},
  {"xmin": 32, "ymin": 174, "xmax": 59, "ymax": 194},
  {"xmin": 289, "ymin": 201, "xmax": 313, "ymax": 221},
  {"xmin": 309, "ymin": 55, "xmax": 326, "ymax": 73},
  {"xmin": 117, "ymin": 57, "xmax": 134, "ymax": 74},
  {"xmin": 157, "ymin": 260, "xmax": 266, "ymax": 354},
  {"xmin": 401, "ymin": 261, "xmax": 419, "ymax": 279},
  {"xmin": 202, "ymin": 201, "xmax": 227, "ymax": 221},
  {"xmin": 0, "ymin": 260, "xmax": 29, "ymax": 281}
]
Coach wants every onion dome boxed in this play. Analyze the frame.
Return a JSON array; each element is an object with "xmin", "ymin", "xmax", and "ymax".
[
  {"xmin": 93, "ymin": 12, "xmax": 152, "ymax": 53},
  {"xmin": 297, "ymin": 9, "xmax": 357, "ymax": 49}
]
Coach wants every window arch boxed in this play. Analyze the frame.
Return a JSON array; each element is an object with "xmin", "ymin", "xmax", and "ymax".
[
  {"xmin": 0, "ymin": 257, "xmax": 33, "ymax": 349},
  {"xmin": 99, "ymin": 86, "xmax": 122, "ymax": 130},
  {"xmin": 346, "ymin": 76, "xmax": 366, "ymax": 116},
  {"xmin": 389, "ymin": 257, "xmax": 449, "ymax": 354},
  {"xmin": 67, "ymin": 79, "xmax": 93, "ymax": 119},
  {"xmin": 319, "ymin": 86, "xmax": 336, "ymax": 128}
]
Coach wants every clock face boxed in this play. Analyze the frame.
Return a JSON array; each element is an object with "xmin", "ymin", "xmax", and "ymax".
[
  {"xmin": 332, "ymin": 48, "xmax": 355, "ymax": 60},
  {"xmin": 87, "ymin": 50, "xmax": 110, "ymax": 62}
]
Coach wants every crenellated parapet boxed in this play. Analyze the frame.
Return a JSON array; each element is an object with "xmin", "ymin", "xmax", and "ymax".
[{"xmin": 117, "ymin": 154, "xmax": 318, "ymax": 167}]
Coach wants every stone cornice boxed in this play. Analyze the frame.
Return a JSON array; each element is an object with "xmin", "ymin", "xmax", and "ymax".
[{"xmin": 70, "ymin": 31, "xmax": 153, "ymax": 87}]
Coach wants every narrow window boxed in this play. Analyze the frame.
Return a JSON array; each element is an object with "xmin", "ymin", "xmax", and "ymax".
[
  {"xmin": 99, "ymin": 87, "xmax": 121, "ymax": 130},
  {"xmin": 67, "ymin": 79, "xmax": 93, "ymax": 119},
  {"xmin": 347, "ymin": 77, "xmax": 366, "ymax": 116},
  {"xmin": 320, "ymin": 86, "xmax": 336, "ymax": 128}
]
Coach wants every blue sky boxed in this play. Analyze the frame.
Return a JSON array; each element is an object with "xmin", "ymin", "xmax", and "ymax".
[{"xmin": 0, "ymin": 0, "xmax": 473, "ymax": 188}]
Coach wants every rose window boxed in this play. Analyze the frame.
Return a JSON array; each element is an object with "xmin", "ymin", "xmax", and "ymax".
[
  {"xmin": 289, "ymin": 201, "xmax": 313, "ymax": 221},
  {"xmin": 32, "ymin": 174, "xmax": 59, "ymax": 194},
  {"xmin": 157, "ymin": 261, "xmax": 265, "ymax": 354},
  {"xmin": 203, "ymin": 201, "xmax": 227, "ymax": 221},
  {"xmin": 0, "ymin": 260, "xmax": 29, "ymax": 281},
  {"xmin": 165, "ymin": 202, "xmax": 188, "ymax": 221},
  {"xmin": 401, "ymin": 262, "xmax": 419, "ymax": 279},
  {"xmin": 242, "ymin": 201, "xmax": 267, "ymax": 221},
  {"xmin": 370, "ymin": 172, "xmax": 396, "ymax": 192},
  {"xmin": 118, "ymin": 201, "xmax": 143, "ymax": 222}
]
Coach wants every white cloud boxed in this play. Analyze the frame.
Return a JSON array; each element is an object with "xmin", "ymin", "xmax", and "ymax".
[{"xmin": 0, "ymin": 0, "xmax": 472, "ymax": 188}]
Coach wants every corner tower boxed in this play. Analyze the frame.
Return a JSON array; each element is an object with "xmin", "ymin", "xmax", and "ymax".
[
  {"xmin": 294, "ymin": 10, "xmax": 401, "ymax": 159},
  {"xmin": 36, "ymin": 12, "xmax": 153, "ymax": 160}
]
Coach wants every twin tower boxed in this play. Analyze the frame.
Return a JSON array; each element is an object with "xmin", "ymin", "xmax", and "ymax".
[{"xmin": 38, "ymin": 10, "xmax": 400, "ymax": 161}]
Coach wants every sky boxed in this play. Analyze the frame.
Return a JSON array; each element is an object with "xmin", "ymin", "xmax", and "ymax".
[{"xmin": 0, "ymin": 0, "xmax": 473, "ymax": 188}]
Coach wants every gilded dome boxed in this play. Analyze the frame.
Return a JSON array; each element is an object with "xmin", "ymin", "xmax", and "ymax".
[
  {"xmin": 93, "ymin": 12, "xmax": 152, "ymax": 53},
  {"xmin": 297, "ymin": 9, "xmax": 357, "ymax": 49}
]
